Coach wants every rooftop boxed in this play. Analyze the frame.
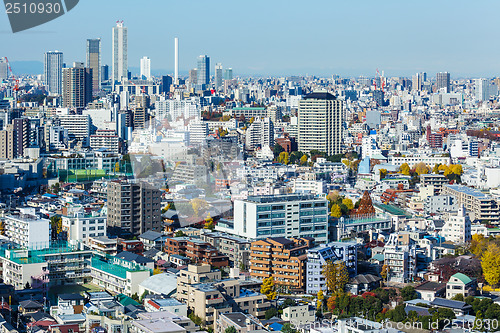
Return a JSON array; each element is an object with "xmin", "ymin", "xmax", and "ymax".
[
  {"xmin": 245, "ymin": 193, "xmax": 322, "ymax": 203},
  {"xmin": 445, "ymin": 184, "xmax": 489, "ymax": 198}
]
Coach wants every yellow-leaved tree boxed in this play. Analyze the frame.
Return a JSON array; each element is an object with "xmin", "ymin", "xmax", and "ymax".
[
  {"xmin": 342, "ymin": 198, "xmax": 354, "ymax": 210},
  {"xmin": 260, "ymin": 276, "xmax": 277, "ymax": 300},
  {"xmin": 322, "ymin": 260, "xmax": 349, "ymax": 296},
  {"xmin": 380, "ymin": 264, "xmax": 389, "ymax": 281},
  {"xmin": 331, "ymin": 204, "xmax": 342, "ymax": 218},
  {"xmin": 481, "ymin": 243, "xmax": 500, "ymax": 286},
  {"xmin": 470, "ymin": 234, "xmax": 488, "ymax": 257},
  {"xmin": 300, "ymin": 154, "xmax": 308, "ymax": 165},
  {"xmin": 414, "ymin": 162, "xmax": 429, "ymax": 175},
  {"xmin": 399, "ymin": 163, "xmax": 410, "ymax": 176},
  {"xmin": 317, "ymin": 290, "xmax": 324, "ymax": 310}
]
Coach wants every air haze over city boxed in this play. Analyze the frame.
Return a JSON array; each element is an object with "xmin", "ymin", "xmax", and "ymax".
[
  {"xmin": 2, "ymin": 0, "xmax": 500, "ymax": 76},
  {"xmin": 2, "ymin": 1, "xmax": 500, "ymax": 333}
]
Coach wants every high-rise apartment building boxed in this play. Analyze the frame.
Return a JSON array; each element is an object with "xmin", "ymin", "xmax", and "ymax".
[
  {"xmin": 189, "ymin": 68, "xmax": 198, "ymax": 87},
  {"xmin": 0, "ymin": 125, "xmax": 14, "ymax": 159},
  {"xmin": 13, "ymin": 118, "xmax": 29, "ymax": 158},
  {"xmin": 215, "ymin": 63, "xmax": 223, "ymax": 89},
  {"xmin": 44, "ymin": 51, "xmax": 63, "ymax": 95},
  {"xmin": 412, "ymin": 72, "xmax": 426, "ymax": 91},
  {"xmin": 140, "ymin": 56, "xmax": 151, "ymax": 80},
  {"xmin": 249, "ymin": 237, "xmax": 314, "ymax": 290},
  {"xmin": 475, "ymin": 78, "xmax": 489, "ymax": 101},
  {"xmin": 245, "ymin": 117, "xmax": 274, "ymax": 150},
  {"xmin": 436, "ymin": 72, "xmax": 450, "ymax": 93},
  {"xmin": 107, "ymin": 180, "xmax": 162, "ymax": 237},
  {"xmin": 197, "ymin": 55, "xmax": 210, "ymax": 86},
  {"xmin": 86, "ymin": 38, "xmax": 101, "ymax": 93},
  {"xmin": 62, "ymin": 62, "xmax": 93, "ymax": 110},
  {"xmin": 298, "ymin": 92, "xmax": 344, "ymax": 156},
  {"xmin": 112, "ymin": 21, "xmax": 128, "ymax": 83}
]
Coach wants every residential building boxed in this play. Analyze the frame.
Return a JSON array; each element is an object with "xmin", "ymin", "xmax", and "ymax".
[
  {"xmin": 0, "ymin": 125, "xmax": 14, "ymax": 159},
  {"xmin": 436, "ymin": 72, "xmax": 450, "ymax": 93},
  {"xmin": 61, "ymin": 210, "xmax": 106, "ymax": 242},
  {"xmin": 107, "ymin": 180, "xmax": 162, "ymax": 237},
  {"xmin": 164, "ymin": 237, "xmax": 229, "ymax": 268},
  {"xmin": 298, "ymin": 92, "xmax": 344, "ymax": 156},
  {"xmin": 131, "ymin": 311, "xmax": 198, "ymax": 333},
  {"xmin": 227, "ymin": 194, "xmax": 328, "ymax": 243},
  {"xmin": 0, "ymin": 242, "xmax": 92, "ymax": 290},
  {"xmin": 442, "ymin": 184, "xmax": 500, "ymax": 223},
  {"xmin": 346, "ymin": 274, "xmax": 382, "ymax": 295},
  {"xmin": 200, "ymin": 231, "xmax": 251, "ymax": 268},
  {"xmin": 249, "ymin": 237, "xmax": 314, "ymax": 290},
  {"xmin": 90, "ymin": 130, "xmax": 120, "ymax": 154},
  {"xmin": 420, "ymin": 174, "xmax": 448, "ymax": 194},
  {"xmin": 176, "ymin": 264, "xmax": 271, "ymax": 327},
  {"xmin": 306, "ymin": 242, "xmax": 358, "ymax": 294},
  {"xmin": 112, "ymin": 21, "xmax": 128, "ymax": 83},
  {"xmin": 144, "ymin": 298, "xmax": 187, "ymax": 316},
  {"xmin": 383, "ymin": 232, "xmax": 417, "ymax": 283},
  {"xmin": 58, "ymin": 114, "xmax": 91, "ymax": 145},
  {"xmin": 281, "ymin": 304, "xmax": 315, "ymax": 324},
  {"xmin": 2, "ymin": 207, "xmax": 50, "ymax": 249},
  {"xmin": 139, "ymin": 230, "xmax": 168, "ymax": 251},
  {"xmin": 446, "ymin": 273, "xmax": 476, "ymax": 299},
  {"xmin": 245, "ymin": 117, "xmax": 274, "ymax": 150},
  {"xmin": 440, "ymin": 206, "xmax": 471, "ymax": 244},
  {"xmin": 425, "ymin": 195, "xmax": 457, "ymax": 214},
  {"xmin": 415, "ymin": 281, "xmax": 446, "ymax": 302},
  {"xmin": 90, "ymin": 254, "xmax": 151, "ymax": 296},
  {"xmin": 44, "ymin": 51, "xmax": 63, "ymax": 95},
  {"xmin": 214, "ymin": 312, "xmax": 264, "ymax": 333}
]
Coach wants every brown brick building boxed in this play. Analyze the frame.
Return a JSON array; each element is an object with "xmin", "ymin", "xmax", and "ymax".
[
  {"xmin": 164, "ymin": 237, "xmax": 229, "ymax": 267},
  {"xmin": 249, "ymin": 237, "xmax": 314, "ymax": 291}
]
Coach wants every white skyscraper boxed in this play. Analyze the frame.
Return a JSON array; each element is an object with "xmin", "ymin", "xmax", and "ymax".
[
  {"xmin": 174, "ymin": 37, "xmax": 179, "ymax": 84},
  {"xmin": 140, "ymin": 56, "xmax": 151, "ymax": 80},
  {"xmin": 475, "ymin": 78, "xmax": 489, "ymax": 101},
  {"xmin": 44, "ymin": 51, "xmax": 63, "ymax": 96},
  {"xmin": 112, "ymin": 21, "xmax": 128, "ymax": 83},
  {"xmin": 215, "ymin": 63, "xmax": 223, "ymax": 89}
]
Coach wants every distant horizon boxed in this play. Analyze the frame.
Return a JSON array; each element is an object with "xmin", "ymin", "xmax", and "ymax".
[
  {"xmin": 2, "ymin": 0, "xmax": 500, "ymax": 78},
  {"xmin": 8, "ymin": 60, "xmax": 500, "ymax": 80}
]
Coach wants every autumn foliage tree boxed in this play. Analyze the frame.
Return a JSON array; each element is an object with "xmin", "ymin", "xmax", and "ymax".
[
  {"xmin": 322, "ymin": 260, "xmax": 349, "ymax": 296},
  {"xmin": 399, "ymin": 163, "xmax": 410, "ymax": 176},
  {"xmin": 260, "ymin": 277, "xmax": 277, "ymax": 300},
  {"xmin": 481, "ymin": 243, "xmax": 500, "ymax": 286}
]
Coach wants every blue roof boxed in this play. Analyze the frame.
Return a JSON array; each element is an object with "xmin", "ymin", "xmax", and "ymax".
[{"xmin": 270, "ymin": 323, "xmax": 283, "ymax": 331}]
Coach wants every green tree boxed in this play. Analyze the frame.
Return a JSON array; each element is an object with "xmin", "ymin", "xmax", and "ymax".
[
  {"xmin": 273, "ymin": 144, "xmax": 285, "ymax": 158},
  {"xmin": 265, "ymin": 307, "xmax": 279, "ymax": 320},
  {"xmin": 452, "ymin": 293, "xmax": 464, "ymax": 302},
  {"xmin": 175, "ymin": 230, "xmax": 185, "ymax": 237},
  {"xmin": 281, "ymin": 323, "xmax": 298, "ymax": 333},
  {"xmin": 225, "ymin": 327, "xmax": 237, "ymax": 333},
  {"xmin": 400, "ymin": 285, "xmax": 417, "ymax": 301}
]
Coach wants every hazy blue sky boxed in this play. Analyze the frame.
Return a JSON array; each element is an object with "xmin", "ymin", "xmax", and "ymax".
[{"xmin": 2, "ymin": 0, "xmax": 500, "ymax": 77}]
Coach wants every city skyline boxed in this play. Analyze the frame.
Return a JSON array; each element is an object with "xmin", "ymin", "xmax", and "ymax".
[{"xmin": 1, "ymin": 0, "xmax": 500, "ymax": 77}]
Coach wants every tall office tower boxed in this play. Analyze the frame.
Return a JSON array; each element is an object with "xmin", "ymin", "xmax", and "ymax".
[
  {"xmin": 106, "ymin": 180, "xmax": 162, "ymax": 237},
  {"xmin": 475, "ymin": 78, "xmax": 489, "ymax": 101},
  {"xmin": 224, "ymin": 68, "xmax": 233, "ymax": 81},
  {"xmin": 411, "ymin": 72, "xmax": 426, "ymax": 91},
  {"xmin": 174, "ymin": 37, "xmax": 179, "ymax": 83},
  {"xmin": 62, "ymin": 62, "xmax": 93, "ymax": 109},
  {"xmin": 86, "ymin": 38, "xmax": 101, "ymax": 93},
  {"xmin": 101, "ymin": 65, "xmax": 109, "ymax": 82},
  {"xmin": 13, "ymin": 118, "xmax": 29, "ymax": 157},
  {"xmin": 112, "ymin": 21, "xmax": 128, "ymax": 83},
  {"xmin": 0, "ymin": 58, "xmax": 8, "ymax": 81},
  {"xmin": 140, "ymin": 56, "xmax": 151, "ymax": 80},
  {"xmin": 189, "ymin": 68, "xmax": 198, "ymax": 87},
  {"xmin": 436, "ymin": 72, "xmax": 450, "ymax": 93},
  {"xmin": 161, "ymin": 75, "xmax": 173, "ymax": 94},
  {"xmin": 197, "ymin": 55, "xmax": 210, "ymax": 86},
  {"xmin": 44, "ymin": 51, "xmax": 63, "ymax": 95},
  {"xmin": 298, "ymin": 92, "xmax": 344, "ymax": 156},
  {"xmin": 215, "ymin": 63, "xmax": 223, "ymax": 89}
]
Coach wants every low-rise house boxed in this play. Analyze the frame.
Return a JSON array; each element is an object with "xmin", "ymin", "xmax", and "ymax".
[
  {"xmin": 139, "ymin": 231, "xmax": 168, "ymax": 251},
  {"xmin": 415, "ymin": 281, "xmax": 446, "ymax": 302},
  {"xmin": 214, "ymin": 312, "xmax": 266, "ymax": 333},
  {"xmin": 144, "ymin": 298, "xmax": 187, "ymax": 317},
  {"xmin": 346, "ymin": 274, "xmax": 381, "ymax": 295},
  {"xmin": 446, "ymin": 273, "xmax": 476, "ymax": 299},
  {"xmin": 131, "ymin": 311, "xmax": 198, "ymax": 333},
  {"xmin": 164, "ymin": 237, "xmax": 229, "ymax": 268},
  {"xmin": 281, "ymin": 304, "xmax": 315, "ymax": 324},
  {"xmin": 430, "ymin": 298, "xmax": 472, "ymax": 316}
]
